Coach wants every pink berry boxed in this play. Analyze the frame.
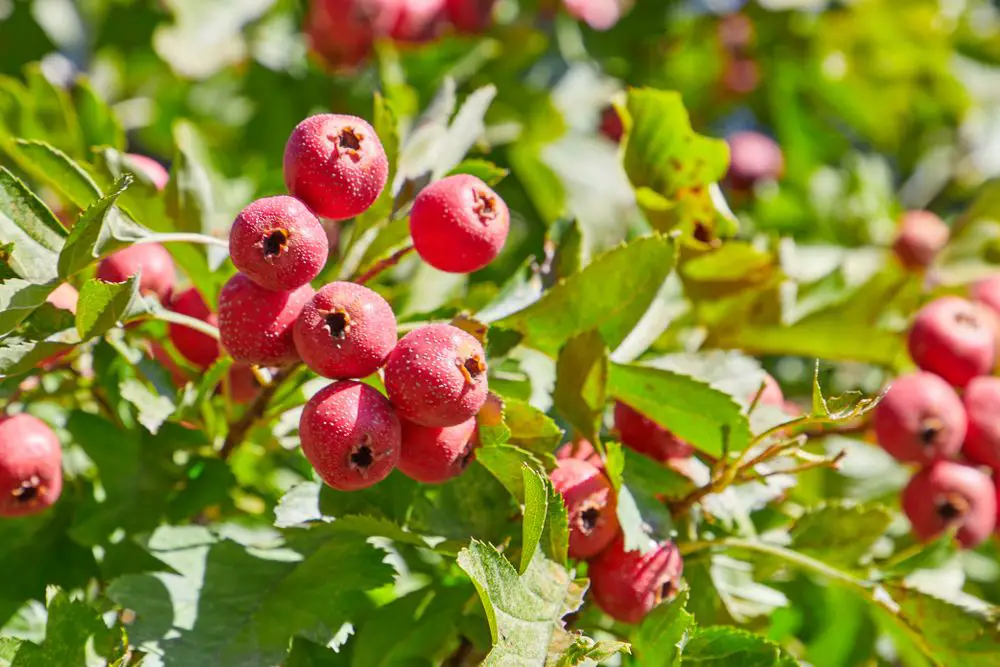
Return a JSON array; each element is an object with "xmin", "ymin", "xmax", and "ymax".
[
  {"xmin": 218, "ymin": 273, "xmax": 313, "ymax": 366},
  {"xmin": 893, "ymin": 211, "xmax": 949, "ymax": 271},
  {"xmin": 563, "ymin": 0, "xmax": 623, "ymax": 31},
  {"xmin": 293, "ymin": 281, "xmax": 397, "ymax": 379},
  {"xmin": 391, "ymin": 0, "xmax": 447, "ymax": 41},
  {"xmin": 384, "ymin": 323, "xmax": 488, "ymax": 427},
  {"xmin": 908, "ymin": 296, "xmax": 995, "ymax": 388},
  {"xmin": 902, "ymin": 461, "xmax": 996, "ymax": 549},
  {"xmin": 556, "ymin": 438, "xmax": 604, "ymax": 470},
  {"xmin": 972, "ymin": 274, "xmax": 1000, "ymax": 315},
  {"xmin": 410, "ymin": 174, "xmax": 510, "ymax": 273},
  {"xmin": 0, "ymin": 414, "xmax": 62, "ymax": 517},
  {"xmin": 725, "ymin": 131, "xmax": 784, "ymax": 190},
  {"xmin": 229, "ymin": 196, "xmax": 328, "ymax": 291},
  {"xmin": 227, "ymin": 364, "xmax": 263, "ymax": 404},
  {"xmin": 614, "ymin": 402, "xmax": 694, "ymax": 461},
  {"xmin": 550, "ymin": 458, "xmax": 620, "ymax": 560},
  {"xmin": 588, "ymin": 536, "xmax": 684, "ymax": 624},
  {"xmin": 446, "ymin": 0, "xmax": 495, "ymax": 32},
  {"xmin": 126, "ymin": 153, "xmax": 169, "ymax": 191},
  {"xmin": 283, "ymin": 114, "xmax": 389, "ymax": 221},
  {"xmin": 305, "ymin": 0, "xmax": 385, "ymax": 68},
  {"xmin": 96, "ymin": 243, "xmax": 176, "ymax": 302},
  {"xmin": 299, "ymin": 381, "xmax": 401, "ymax": 491},
  {"xmin": 599, "ymin": 105, "xmax": 624, "ymax": 143},
  {"xmin": 873, "ymin": 372, "xmax": 966, "ymax": 464},
  {"xmin": 168, "ymin": 288, "xmax": 220, "ymax": 370},
  {"xmin": 749, "ymin": 372, "xmax": 784, "ymax": 407},
  {"xmin": 397, "ymin": 417, "xmax": 478, "ymax": 483},
  {"xmin": 961, "ymin": 376, "xmax": 1000, "ymax": 468},
  {"xmin": 46, "ymin": 283, "xmax": 78, "ymax": 313}
]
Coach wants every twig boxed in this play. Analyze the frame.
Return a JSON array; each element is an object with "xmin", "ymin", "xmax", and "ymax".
[
  {"xmin": 735, "ymin": 450, "xmax": 846, "ymax": 483},
  {"xmin": 138, "ymin": 310, "xmax": 221, "ymax": 340},
  {"xmin": 133, "ymin": 233, "xmax": 229, "ymax": 249},
  {"xmin": 352, "ymin": 245, "xmax": 414, "ymax": 284},
  {"xmin": 219, "ymin": 363, "xmax": 300, "ymax": 460}
]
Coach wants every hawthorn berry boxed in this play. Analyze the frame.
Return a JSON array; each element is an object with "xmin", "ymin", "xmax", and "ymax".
[
  {"xmin": 599, "ymin": 105, "xmax": 624, "ymax": 143},
  {"xmin": 96, "ymin": 243, "xmax": 176, "ymax": 302},
  {"xmin": 299, "ymin": 381, "xmax": 401, "ymax": 491},
  {"xmin": 908, "ymin": 296, "xmax": 995, "ymax": 388},
  {"xmin": 446, "ymin": 0, "xmax": 496, "ymax": 33},
  {"xmin": 892, "ymin": 210, "xmax": 949, "ymax": 271},
  {"xmin": 305, "ymin": 0, "xmax": 389, "ymax": 68},
  {"xmin": 873, "ymin": 372, "xmax": 966, "ymax": 465},
  {"xmin": 971, "ymin": 274, "xmax": 1000, "ymax": 315},
  {"xmin": 168, "ymin": 288, "xmax": 220, "ymax": 370},
  {"xmin": 556, "ymin": 438, "xmax": 603, "ymax": 470},
  {"xmin": 961, "ymin": 376, "xmax": 1000, "ymax": 468},
  {"xmin": 229, "ymin": 196, "xmax": 328, "ymax": 291},
  {"xmin": 391, "ymin": 0, "xmax": 446, "ymax": 42},
  {"xmin": 126, "ymin": 153, "xmax": 169, "ymax": 191},
  {"xmin": 227, "ymin": 364, "xmax": 263, "ymax": 404},
  {"xmin": 283, "ymin": 113, "xmax": 389, "ymax": 221},
  {"xmin": 0, "ymin": 414, "xmax": 62, "ymax": 517},
  {"xmin": 397, "ymin": 417, "xmax": 478, "ymax": 483},
  {"xmin": 588, "ymin": 536, "xmax": 684, "ymax": 624},
  {"xmin": 614, "ymin": 401, "xmax": 693, "ymax": 461},
  {"xmin": 549, "ymin": 458, "xmax": 620, "ymax": 559},
  {"xmin": 384, "ymin": 323, "xmax": 488, "ymax": 427},
  {"xmin": 218, "ymin": 273, "xmax": 313, "ymax": 366},
  {"xmin": 902, "ymin": 461, "xmax": 996, "ymax": 549},
  {"xmin": 725, "ymin": 131, "xmax": 784, "ymax": 190},
  {"xmin": 46, "ymin": 283, "xmax": 78, "ymax": 313},
  {"xmin": 563, "ymin": 0, "xmax": 622, "ymax": 31},
  {"xmin": 409, "ymin": 174, "xmax": 510, "ymax": 273}
]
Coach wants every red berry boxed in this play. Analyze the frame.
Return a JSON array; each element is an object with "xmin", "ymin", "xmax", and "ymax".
[
  {"xmin": 168, "ymin": 288, "xmax": 220, "ymax": 370},
  {"xmin": 397, "ymin": 417, "xmax": 478, "ymax": 483},
  {"xmin": 908, "ymin": 296, "xmax": 995, "ymax": 388},
  {"xmin": 588, "ymin": 536, "xmax": 684, "ymax": 624},
  {"xmin": 873, "ymin": 372, "xmax": 966, "ymax": 464},
  {"xmin": 96, "ymin": 243, "xmax": 176, "ymax": 302},
  {"xmin": 227, "ymin": 364, "xmax": 263, "ymax": 404},
  {"xmin": 961, "ymin": 376, "xmax": 1000, "ymax": 468},
  {"xmin": 556, "ymin": 438, "xmax": 604, "ymax": 470},
  {"xmin": 305, "ymin": 0, "xmax": 384, "ymax": 68},
  {"xmin": 614, "ymin": 402, "xmax": 694, "ymax": 461},
  {"xmin": 410, "ymin": 174, "xmax": 510, "ymax": 273},
  {"xmin": 218, "ymin": 273, "xmax": 314, "ymax": 366},
  {"xmin": 148, "ymin": 342, "xmax": 189, "ymax": 386},
  {"xmin": 725, "ymin": 131, "xmax": 784, "ymax": 190},
  {"xmin": 283, "ymin": 114, "xmax": 389, "ymax": 221},
  {"xmin": 0, "ymin": 414, "xmax": 62, "ymax": 517},
  {"xmin": 299, "ymin": 381, "xmax": 401, "ymax": 491},
  {"xmin": 563, "ymin": 0, "xmax": 623, "ymax": 31},
  {"xmin": 893, "ymin": 211, "xmax": 949, "ymax": 271},
  {"xmin": 446, "ymin": 0, "xmax": 495, "ymax": 32},
  {"xmin": 229, "ymin": 196, "xmax": 328, "ymax": 291},
  {"xmin": 391, "ymin": 0, "xmax": 447, "ymax": 41},
  {"xmin": 126, "ymin": 153, "xmax": 169, "ymax": 191},
  {"xmin": 293, "ymin": 281, "xmax": 397, "ymax": 379},
  {"xmin": 902, "ymin": 461, "xmax": 996, "ymax": 549},
  {"xmin": 599, "ymin": 105, "xmax": 624, "ymax": 143},
  {"xmin": 384, "ymin": 323, "xmax": 489, "ymax": 427},
  {"xmin": 550, "ymin": 458, "xmax": 620, "ymax": 559},
  {"xmin": 972, "ymin": 274, "xmax": 1000, "ymax": 315}
]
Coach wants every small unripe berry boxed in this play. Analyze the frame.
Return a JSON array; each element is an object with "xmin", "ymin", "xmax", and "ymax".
[
  {"xmin": 384, "ymin": 323, "xmax": 488, "ymax": 427},
  {"xmin": 126, "ymin": 153, "xmax": 169, "ymax": 191},
  {"xmin": 873, "ymin": 372, "xmax": 966, "ymax": 465},
  {"xmin": 902, "ymin": 461, "xmax": 996, "ymax": 549},
  {"xmin": 908, "ymin": 296, "xmax": 995, "ymax": 388},
  {"xmin": 299, "ymin": 381, "xmax": 401, "ymax": 491},
  {"xmin": 0, "ymin": 414, "xmax": 62, "ymax": 517},
  {"xmin": 229, "ymin": 196, "xmax": 328, "ymax": 291},
  {"xmin": 397, "ymin": 417, "xmax": 478, "ymax": 483},
  {"xmin": 725, "ymin": 131, "xmax": 784, "ymax": 190},
  {"xmin": 283, "ymin": 114, "xmax": 389, "ymax": 221},
  {"xmin": 588, "ymin": 536, "xmax": 684, "ymax": 624},
  {"xmin": 599, "ymin": 105, "xmax": 624, "ymax": 143},
  {"xmin": 549, "ymin": 458, "xmax": 620, "ymax": 559},
  {"xmin": 410, "ymin": 175, "xmax": 510, "ymax": 274},
  {"xmin": 893, "ymin": 211, "xmax": 949, "ymax": 271},
  {"xmin": 961, "ymin": 376, "xmax": 1000, "ymax": 468},
  {"xmin": 614, "ymin": 402, "xmax": 693, "ymax": 461},
  {"xmin": 556, "ymin": 438, "xmax": 603, "ymax": 470},
  {"xmin": 293, "ymin": 281, "xmax": 397, "ymax": 379},
  {"xmin": 96, "ymin": 243, "xmax": 176, "ymax": 302},
  {"xmin": 446, "ymin": 0, "xmax": 496, "ymax": 33},
  {"xmin": 218, "ymin": 273, "xmax": 313, "ymax": 366},
  {"xmin": 168, "ymin": 288, "xmax": 220, "ymax": 370}
]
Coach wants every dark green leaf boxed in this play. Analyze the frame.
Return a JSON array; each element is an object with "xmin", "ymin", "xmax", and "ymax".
[
  {"xmin": 73, "ymin": 79, "xmax": 126, "ymax": 151},
  {"xmin": 680, "ymin": 626, "xmax": 798, "ymax": 667},
  {"xmin": 520, "ymin": 466, "xmax": 548, "ymax": 575},
  {"xmin": 12, "ymin": 140, "xmax": 98, "ymax": 209},
  {"xmin": 789, "ymin": 503, "xmax": 893, "ymax": 567},
  {"xmin": 0, "ymin": 166, "xmax": 65, "ymax": 283},
  {"xmin": 541, "ymin": 476, "xmax": 569, "ymax": 567},
  {"xmin": 10, "ymin": 591, "xmax": 119, "ymax": 667},
  {"xmin": 633, "ymin": 588, "xmax": 695, "ymax": 667}
]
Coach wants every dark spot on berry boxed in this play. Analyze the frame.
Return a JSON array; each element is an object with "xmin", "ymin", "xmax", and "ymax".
[
  {"xmin": 338, "ymin": 128, "xmax": 362, "ymax": 151},
  {"xmin": 350, "ymin": 443, "xmax": 374, "ymax": 471},
  {"xmin": 459, "ymin": 444, "xmax": 476, "ymax": 470},
  {"xmin": 937, "ymin": 493, "xmax": 968, "ymax": 521},
  {"xmin": 324, "ymin": 310, "xmax": 351, "ymax": 340},
  {"xmin": 919, "ymin": 417, "xmax": 943, "ymax": 445},
  {"xmin": 659, "ymin": 579, "xmax": 676, "ymax": 601},
  {"xmin": 473, "ymin": 189, "xmax": 497, "ymax": 223},
  {"xmin": 954, "ymin": 309, "xmax": 982, "ymax": 330},
  {"xmin": 462, "ymin": 355, "xmax": 486, "ymax": 381},
  {"xmin": 12, "ymin": 476, "xmax": 41, "ymax": 504},
  {"xmin": 693, "ymin": 223, "xmax": 712, "ymax": 244},
  {"xmin": 579, "ymin": 506, "xmax": 600, "ymax": 534},
  {"xmin": 263, "ymin": 229, "xmax": 289, "ymax": 257}
]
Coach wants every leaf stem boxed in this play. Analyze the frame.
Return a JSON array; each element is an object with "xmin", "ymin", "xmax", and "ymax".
[
  {"xmin": 220, "ymin": 363, "xmax": 300, "ymax": 460},
  {"xmin": 133, "ymin": 233, "xmax": 229, "ymax": 249},
  {"xmin": 352, "ymin": 245, "xmax": 414, "ymax": 284}
]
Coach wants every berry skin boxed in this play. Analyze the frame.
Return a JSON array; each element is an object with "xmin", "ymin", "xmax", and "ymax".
[
  {"xmin": 46, "ymin": 283, "xmax": 78, "ymax": 313},
  {"xmin": 293, "ymin": 281, "xmax": 397, "ymax": 379},
  {"xmin": 397, "ymin": 417, "xmax": 478, "ymax": 483},
  {"xmin": 588, "ymin": 536, "xmax": 684, "ymax": 624},
  {"xmin": 126, "ymin": 153, "xmax": 169, "ymax": 191},
  {"xmin": 283, "ymin": 114, "xmax": 389, "ymax": 221},
  {"xmin": 410, "ymin": 174, "xmax": 510, "ymax": 273},
  {"xmin": 873, "ymin": 372, "xmax": 966, "ymax": 464},
  {"xmin": 902, "ymin": 461, "xmax": 996, "ymax": 549},
  {"xmin": 0, "ymin": 414, "xmax": 62, "ymax": 517},
  {"xmin": 227, "ymin": 364, "xmax": 263, "ymax": 404},
  {"xmin": 218, "ymin": 273, "xmax": 314, "ymax": 366},
  {"xmin": 725, "ymin": 131, "xmax": 784, "ymax": 190},
  {"xmin": 229, "ymin": 196, "xmax": 328, "ymax": 291},
  {"xmin": 893, "ymin": 210, "xmax": 949, "ymax": 271},
  {"xmin": 96, "ymin": 243, "xmax": 176, "ymax": 302},
  {"xmin": 563, "ymin": 0, "xmax": 623, "ymax": 31},
  {"xmin": 391, "ymin": 0, "xmax": 447, "ymax": 41},
  {"xmin": 305, "ymin": 0, "xmax": 386, "ymax": 68},
  {"xmin": 549, "ymin": 458, "xmax": 620, "ymax": 560},
  {"xmin": 384, "ymin": 323, "xmax": 488, "ymax": 427},
  {"xmin": 556, "ymin": 438, "xmax": 604, "ymax": 470},
  {"xmin": 972, "ymin": 274, "xmax": 1000, "ymax": 315},
  {"xmin": 299, "ymin": 381, "xmax": 401, "ymax": 491},
  {"xmin": 908, "ymin": 296, "xmax": 995, "ymax": 388},
  {"xmin": 961, "ymin": 376, "xmax": 1000, "ymax": 468},
  {"xmin": 599, "ymin": 105, "xmax": 624, "ymax": 143},
  {"xmin": 614, "ymin": 402, "xmax": 694, "ymax": 461},
  {"xmin": 168, "ymin": 288, "xmax": 220, "ymax": 370},
  {"xmin": 446, "ymin": 0, "xmax": 496, "ymax": 32}
]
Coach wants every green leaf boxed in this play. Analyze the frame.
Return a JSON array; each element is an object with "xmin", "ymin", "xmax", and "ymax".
[
  {"xmin": 75, "ymin": 275, "xmax": 140, "ymax": 340},
  {"xmin": 788, "ymin": 503, "xmax": 893, "ymax": 567},
  {"xmin": 22, "ymin": 64, "xmax": 83, "ymax": 157},
  {"xmin": 119, "ymin": 378, "xmax": 176, "ymax": 435},
  {"xmin": 58, "ymin": 176, "xmax": 141, "ymax": 278},
  {"xmin": 520, "ymin": 466, "xmax": 548, "ymax": 575},
  {"xmin": 633, "ymin": 588, "xmax": 695, "ymax": 667},
  {"xmin": 12, "ymin": 140, "xmax": 99, "ymax": 209},
  {"xmin": 10, "ymin": 590, "xmax": 119, "ymax": 667},
  {"xmin": 541, "ymin": 477, "xmax": 569, "ymax": 567},
  {"xmin": 494, "ymin": 235, "xmax": 676, "ymax": 356},
  {"xmin": 350, "ymin": 93, "xmax": 400, "ymax": 244},
  {"xmin": 553, "ymin": 330, "xmax": 607, "ymax": 444},
  {"xmin": 680, "ymin": 626, "xmax": 798, "ymax": 667},
  {"xmin": 0, "ymin": 167, "xmax": 65, "ymax": 284},
  {"xmin": 476, "ymin": 444, "xmax": 544, "ymax": 502},
  {"xmin": 448, "ymin": 159, "xmax": 509, "ymax": 186},
  {"xmin": 165, "ymin": 142, "xmax": 213, "ymax": 234},
  {"xmin": 503, "ymin": 397, "xmax": 564, "ymax": 455},
  {"xmin": 73, "ymin": 78, "xmax": 126, "ymax": 151},
  {"xmin": 0, "ymin": 303, "xmax": 79, "ymax": 376},
  {"xmin": 409, "ymin": 463, "xmax": 516, "ymax": 544}
]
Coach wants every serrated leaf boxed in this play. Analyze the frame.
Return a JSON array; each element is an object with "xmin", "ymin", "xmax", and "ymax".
[
  {"xmin": 449, "ymin": 159, "xmax": 509, "ymax": 186},
  {"xmin": 504, "ymin": 397, "xmax": 564, "ymax": 455},
  {"xmin": 75, "ymin": 275, "xmax": 140, "ymax": 340},
  {"xmin": 0, "ymin": 279, "xmax": 58, "ymax": 337},
  {"xmin": 680, "ymin": 626, "xmax": 798, "ymax": 667},
  {"xmin": 789, "ymin": 503, "xmax": 893, "ymax": 567},
  {"xmin": 0, "ymin": 167, "xmax": 65, "ymax": 284},
  {"xmin": 13, "ymin": 140, "xmax": 99, "ymax": 210},
  {"xmin": 58, "ymin": 176, "xmax": 143, "ymax": 278},
  {"xmin": 553, "ymin": 330, "xmax": 607, "ymax": 444},
  {"xmin": 542, "ymin": 477, "xmax": 569, "ymax": 567},
  {"xmin": 633, "ymin": 587, "xmax": 694, "ymax": 667},
  {"xmin": 409, "ymin": 463, "xmax": 515, "ymax": 544},
  {"xmin": 119, "ymin": 378, "xmax": 176, "ymax": 435},
  {"xmin": 548, "ymin": 635, "xmax": 630, "ymax": 666},
  {"xmin": 521, "ymin": 466, "xmax": 548, "ymax": 575},
  {"xmin": 9, "ymin": 590, "xmax": 119, "ymax": 667}
]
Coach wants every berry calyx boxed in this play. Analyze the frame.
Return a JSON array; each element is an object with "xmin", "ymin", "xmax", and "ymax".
[
  {"xmin": 614, "ymin": 401, "xmax": 693, "ymax": 461},
  {"xmin": 0, "ymin": 414, "xmax": 63, "ymax": 517},
  {"xmin": 725, "ymin": 131, "xmax": 784, "ymax": 191},
  {"xmin": 397, "ymin": 417, "xmax": 479, "ymax": 483},
  {"xmin": 549, "ymin": 458, "xmax": 620, "ymax": 559},
  {"xmin": 293, "ymin": 281, "xmax": 397, "ymax": 379},
  {"xmin": 168, "ymin": 288, "xmax": 220, "ymax": 370},
  {"xmin": 218, "ymin": 273, "xmax": 313, "ymax": 366},
  {"xmin": 907, "ymin": 296, "xmax": 995, "ymax": 388},
  {"xmin": 873, "ymin": 372, "xmax": 966, "ymax": 464},
  {"xmin": 892, "ymin": 210, "xmax": 949, "ymax": 271},
  {"xmin": 588, "ymin": 536, "xmax": 684, "ymax": 624},
  {"xmin": 409, "ymin": 174, "xmax": 510, "ymax": 274},
  {"xmin": 961, "ymin": 376, "xmax": 1000, "ymax": 468},
  {"xmin": 902, "ymin": 461, "xmax": 996, "ymax": 549},
  {"xmin": 96, "ymin": 243, "xmax": 176, "ymax": 302}
]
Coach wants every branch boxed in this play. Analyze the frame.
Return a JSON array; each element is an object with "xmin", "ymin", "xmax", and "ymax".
[
  {"xmin": 352, "ymin": 245, "xmax": 414, "ymax": 284},
  {"xmin": 219, "ymin": 363, "xmax": 300, "ymax": 460}
]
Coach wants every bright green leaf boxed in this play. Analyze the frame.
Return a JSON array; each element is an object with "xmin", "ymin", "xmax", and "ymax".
[
  {"xmin": 520, "ymin": 465, "xmax": 548, "ymax": 575},
  {"xmin": 553, "ymin": 330, "xmax": 607, "ymax": 445},
  {"xmin": 75, "ymin": 275, "xmax": 140, "ymax": 340}
]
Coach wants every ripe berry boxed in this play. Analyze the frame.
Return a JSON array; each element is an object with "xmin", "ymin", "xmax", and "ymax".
[
  {"xmin": 446, "ymin": 0, "xmax": 495, "ymax": 33},
  {"xmin": 908, "ymin": 296, "xmax": 995, "ymax": 388},
  {"xmin": 46, "ymin": 283, "xmax": 78, "ymax": 313},
  {"xmin": 218, "ymin": 273, "xmax": 313, "ymax": 366},
  {"xmin": 599, "ymin": 105, "xmax": 624, "ymax": 143},
  {"xmin": 750, "ymin": 372, "xmax": 784, "ymax": 407},
  {"xmin": 563, "ymin": 0, "xmax": 622, "ymax": 31},
  {"xmin": 721, "ymin": 57, "xmax": 760, "ymax": 96},
  {"xmin": 892, "ymin": 211, "xmax": 949, "ymax": 271},
  {"xmin": 168, "ymin": 288, "xmax": 220, "ymax": 370},
  {"xmin": 0, "ymin": 414, "xmax": 62, "ymax": 517},
  {"xmin": 384, "ymin": 323, "xmax": 488, "ymax": 427},
  {"xmin": 96, "ymin": 243, "xmax": 176, "ymax": 302},
  {"xmin": 961, "ymin": 376, "xmax": 1000, "ymax": 468},
  {"xmin": 409, "ymin": 174, "xmax": 510, "ymax": 273},
  {"xmin": 293, "ymin": 281, "xmax": 397, "ymax": 379},
  {"xmin": 902, "ymin": 461, "xmax": 996, "ymax": 549},
  {"xmin": 550, "ymin": 458, "xmax": 620, "ymax": 559},
  {"xmin": 227, "ymin": 364, "xmax": 262, "ymax": 404},
  {"xmin": 283, "ymin": 114, "xmax": 389, "ymax": 221},
  {"xmin": 873, "ymin": 372, "xmax": 966, "ymax": 464},
  {"xmin": 299, "ymin": 381, "xmax": 401, "ymax": 491},
  {"xmin": 391, "ymin": 0, "xmax": 446, "ymax": 41},
  {"xmin": 397, "ymin": 417, "xmax": 478, "ymax": 483},
  {"xmin": 229, "ymin": 196, "xmax": 328, "ymax": 291},
  {"xmin": 556, "ymin": 438, "xmax": 603, "ymax": 470},
  {"xmin": 126, "ymin": 153, "xmax": 169, "ymax": 191},
  {"xmin": 972, "ymin": 274, "xmax": 1000, "ymax": 315},
  {"xmin": 305, "ymin": 0, "xmax": 387, "ymax": 68},
  {"xmin": 614, "ymin": 402, "xmax": 693, "ymax": 461},
  {"xmin": 588, "ymin": 536, "xmax": 684, "ymax": 624},
  {"xmin": 725, "ymin": 131, "xmax": 784, "ymax": 190}
]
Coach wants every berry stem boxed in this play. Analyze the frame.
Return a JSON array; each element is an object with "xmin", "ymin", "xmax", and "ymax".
[
  {"xmin": 220, "ymin": 363, "xmax": 300, "ymax": 460},
  {"xmin": 132, "ymin": 233, "xmax": 230, "ymax": 249},
  {"xmin": 352, "ymin": 245, "xmax": 414, "ymax": 285},
  {"xmin": 139, "ymin": 310, "xmax": 221, "ymax": 340}
]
